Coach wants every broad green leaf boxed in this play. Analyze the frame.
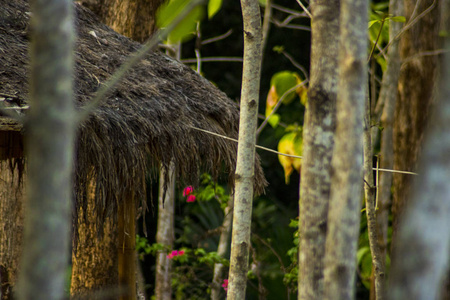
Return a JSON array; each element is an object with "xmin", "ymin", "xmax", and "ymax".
[
  {"xmin": 268, "ymin": 114, "xmax": 280, "ymax": 128},
  {"xmin": 372, "ymin": 2, "xmax": 389, "ymax": 11},
  {"xmin": 271, "ymin": 71, "xmax": 299, "ymax": 104},
  {"xmin": 208, "ymin": 0, "xmax": 222, "ymax": 19},
  {"xmin": 265, "ymin": 71, "xmax": 305, "ymax": 118},
  {"xmin": 368, "ymin": 20, "xmax": 380, "ymax": 29},
  {"xmin": 389, "ymin": 16, "xmax": 406, "ymax": 23},
  {"xmin": 157, "ymin": 0, "xmax": 205, "ymax": 43},
  {"xmin": 258, "ymin": 0, "xmax": 267, "ymax": 7}
]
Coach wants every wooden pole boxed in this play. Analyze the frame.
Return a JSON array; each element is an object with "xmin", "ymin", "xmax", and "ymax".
[{"xmin": 118, "ymin": 192, "xmax": 136, "ymax": 300}]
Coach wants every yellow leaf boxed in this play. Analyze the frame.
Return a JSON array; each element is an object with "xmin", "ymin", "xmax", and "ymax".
[{"xmin": 278, "ymin": 132, "xmax": 303, "ymax": 184}]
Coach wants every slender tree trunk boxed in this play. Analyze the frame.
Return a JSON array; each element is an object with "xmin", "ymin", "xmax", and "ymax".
[
  {"xmin": 323, "ymin": 0, "xmax": 367, "ymax": 299},
  {"xmin": 370, "ymin": 1, "xmax": 404, "ymax": 299},
  {"xmin": 211, "ymin": 195, "xmax": 234, "ymax": 300},
  {"xmin": 364, "ymin": 91, "xmax": 385, "ymax": 300},
  {"xmin": 227, "ymin": 0, "xmax": 262, "ymax": 298},
  {"xmin": 16, "ymin": 0, "xmax": 76, "ymax": 299},
  {"xmin": 298, "ymin": 1, "xmax": 339, "ymax": 299},
  {"xmin": 155, "ymin": 163, "xmax": 175, "ymax": 300},
  {"xmin": 388, "ymin": 7, "xmax": 450, "ymax": 297},
  {"xmin": 392, "ymin": 0, "xmax": 441, "ymax": 238}
]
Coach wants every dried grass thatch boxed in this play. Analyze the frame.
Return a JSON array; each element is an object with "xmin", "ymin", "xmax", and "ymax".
[{"xmin": 0, "ymin": 0, "xmax": 266, "ymax": 226}]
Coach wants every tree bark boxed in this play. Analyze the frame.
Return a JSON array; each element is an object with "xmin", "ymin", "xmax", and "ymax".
[
  {"xmin": 92, "ymin": 0, "xmax": 165, "ymax": 42},
  {"xmin": 297, "ymin": 0, "xmax": 339, "ymax": 299},
  {"xmin": 16, "ymin": 0, "xmax": 76, "ymax": 299},
  {"xmin": 0, "ymin": 152, "xmax": 25, "ymax": 300},
  {"xmin": 388, "ymin": 6, "xmax": 450, "ymax": 297},
  {"xmin": 71, "ymin": 180, "xmax": 118, "ymax": 299},
  {"xmin": 227, "ymin": 0, "xmax": 262, "ymax": 298},
  {"xmin": 155, "ymin": 163, "xmax": 175, "ymax": 300},
  {"xmin": 323, "ymin": 0, "xmax": 367, "ymax": 299},
  {"xmin": 392, "ymin": 0, "xmax": 441, "ymax": 238}
]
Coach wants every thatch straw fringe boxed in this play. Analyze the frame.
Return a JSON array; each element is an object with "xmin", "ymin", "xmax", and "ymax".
[{"xmin": 0, "ymin": 0, "xmax": 267, "ymax": 230}]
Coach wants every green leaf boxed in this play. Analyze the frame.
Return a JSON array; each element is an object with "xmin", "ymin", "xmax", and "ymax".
[
  {"xmin": 157, "ymin": 0, "xmax": 205, "ymax": 43},
  {"xmin": 268, "ymin": 114, "xmax": 280, "ymax": 128},
  {"xmin": 271, "ymin": 71, "xmax": 300, "ymax": 104},
  {"xmin": 368, "ymin": 20, "xmax": 380, "ymax": 29},
  {"xmin": 272, "ymin": 45, "xmax": 285, "ymax": 53},
  {"xmin": 389, "ymin": 16, "xmax": 406, "ymax": 23},
  {"xmin": 208, "ymin": 0, "xmax": 222, "ymax": 18},
  {"xmin": 258, "ymin": 0, "xmax": 267, "ymax": 7}
]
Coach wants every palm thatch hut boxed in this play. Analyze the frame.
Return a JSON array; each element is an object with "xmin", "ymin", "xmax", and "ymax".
[{"xmin": 0, "ymin": 0, "xmax": 266, "ymax": 298}]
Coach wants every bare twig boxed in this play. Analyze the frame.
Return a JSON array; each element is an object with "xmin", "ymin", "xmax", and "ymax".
[
  {"xmin": 256, "ymin": 81, "xmax": 308, "ymax": 136},
  {"xmin": 377, "ymin": 0, "xmax": 436, "ymax": 58},
  {"xmin": 180, "ymin": 57, "xmax": 243, "ymax": 64},
  {"xmin": 261, "ymin": 0, "xmax": 272, "ymax": 55},
  {"xmin": 295, "ymin": 0, "xmax": 312, "ymax": 18},
  {"xmin": 279, "ymin": 50, "xmax": 309, "ymax": 80},
  {"xmin": 202, "ymin": 29, "xmax": 233, "ymax": 45}
]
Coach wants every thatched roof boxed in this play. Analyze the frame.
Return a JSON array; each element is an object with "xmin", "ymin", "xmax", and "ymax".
[{"xmin": 0, "ymin": 0, "xmax": 266, "ymax": 224}]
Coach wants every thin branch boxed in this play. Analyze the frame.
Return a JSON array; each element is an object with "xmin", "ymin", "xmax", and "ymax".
[
  {"xmin": 180, "ymin": 57, "xmax": 243, "ymax": 63},
  {"xmin": 256, "ymin": 81, "xmax": 308, "ymax": 136},
  {"xmin": 377, "ymin": 0, "xmax": 436, "ymax": 58},
  {"xmin": 189, "ymin": 126, "xmax": 303, "ymax": 159},
  {"xmin": 368, "ymin": 18, "xmax": 386, "ymax": 63},
  {"xmin": 271, "ymin": 4, "xmax": 306, "ymax": 17},
  {"xmin": 295, "ymin": 0, "xmax": 312, "ymax": 18},
  {"xmin": 261, "ymin": 0, "xmax": 272, "ymax": 56},
  {"xmin": 401, "ymin": 49, "xmax": 449, "ymax": 66},
  {"xmin": 202, "ymin": 29, "xmax": 233, "ymax": 45},
  {"xmin": 190, "ymin": 125, "xmax": 420, "ymax": 176},
  {"xmin": 77, "ymin": 0, "xmax": 205, "ymax": 122},
  {"xmin": 279, "ymin": 50, "xmax": 309, "ymax": 81},
  {"xmin": 271, "ymin": 20, "xmax": 311, "ymax": 31},
  {"xmin": 195, "ymin": 22, "xmax": 202, "ymax": 73}
]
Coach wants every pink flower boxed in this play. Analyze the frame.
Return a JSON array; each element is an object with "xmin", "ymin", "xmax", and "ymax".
[
  {"xmin": 183, "ymin": 186, "xmax": 194, "ymax": 196},
  {"xmin": 186, "ymin": 194, "xmax": 196, "ymax": 203},
  {"xmin": 222, "ymin": 279, "xmax": 228, "ymax": 291},
  {"xmin": 167, "ymin": 250, "xmax": 178, "ymax": 259},
  {"xmin": 166, "ymin": 250, "xmax": 185, "ymax": 259}
]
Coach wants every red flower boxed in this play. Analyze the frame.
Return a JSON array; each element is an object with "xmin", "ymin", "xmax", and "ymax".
[
  {"xmin": 186, "ymin": 194, "xmax": 196, "ymax": 203},
  {"xmin": 183, "ymin": 186, "xmax": 194, "ymax": 196},
  {"xmin": 178, "ymin": 250, "xmax": 185, "ymax": 256},
  {"xmin": 222, "ymin": 279, "xmax": 228, "ymax": 291}
]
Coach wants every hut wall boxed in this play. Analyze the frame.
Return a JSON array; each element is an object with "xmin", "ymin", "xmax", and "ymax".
[
  {"xmin": 71, "ymin": 180, "xmax": 118, "ymax": 299},
  {"xmin": 0, "ymin": 131, "xmax": 24, "ymax": 300}
]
